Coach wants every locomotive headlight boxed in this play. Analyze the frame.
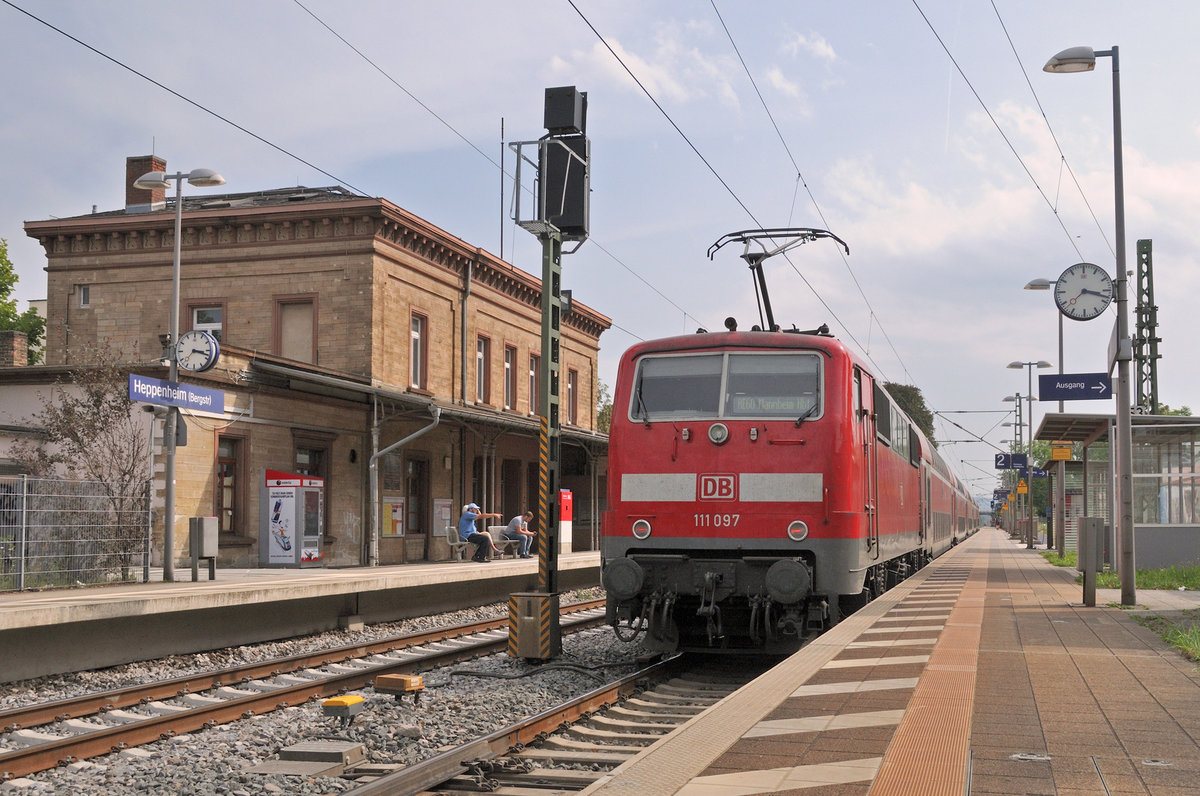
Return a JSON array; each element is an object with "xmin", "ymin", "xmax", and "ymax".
[
  {"xmin": 707, "ymin": 422, "xmax": 729, "ymax": 445},
  {"xmin": 632, "ymin": 519, "xmax": 652, "ymax": 539},
  {"xmin": 786, "ymin": 520, "xmax": 809, "ymax": 541}
]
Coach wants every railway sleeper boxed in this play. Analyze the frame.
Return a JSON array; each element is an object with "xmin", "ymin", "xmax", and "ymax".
[
  {"xmin": 541, "ymin": 736, "xmax": 646, "ymax": 755},
  {"xmin": 8, "ymin": 729, "xmax": 65, "ymax": 748},
  {"xmin": 566, "ymin": 725, "xmax": 664, "ymax": 745},
  {"xmin": 610, "ymin": 704, "xmax": 698, "ymax": 721},
  {"xmin": 585, "ymin": 715, "xmax": 678, "ymax": 734},
  {"xmin": 516, "ymin": 747, "xmax": 633, "ymax": 766}
]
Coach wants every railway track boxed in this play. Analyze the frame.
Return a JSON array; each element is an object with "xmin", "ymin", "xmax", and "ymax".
[
  {"xmin": 0, "ymin": 599, "xmax": 606, "ymax": 780},
  {"xmin": 346, "ymin": 654, "xmax": 767, "ymax": 794}
]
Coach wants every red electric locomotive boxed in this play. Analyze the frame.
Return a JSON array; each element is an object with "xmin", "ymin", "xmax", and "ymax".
[{"xmin": 601, "ymin": 229, "xmax": 978, "ymax": 653}]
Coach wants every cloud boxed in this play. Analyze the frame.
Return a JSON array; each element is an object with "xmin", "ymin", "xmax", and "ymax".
[
  {"xmin": 765, "ymin": 67, "xmax": 802, "ymax": 99},
  {"xmin": 551, "ymin": 25, "xmax": 742, "ymax": 112},
  {"xmin": 783, "ymin": 32, "xmax": 836, "ymax": 63}
]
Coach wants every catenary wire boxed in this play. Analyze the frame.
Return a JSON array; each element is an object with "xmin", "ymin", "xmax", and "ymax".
[
  {"xmin": 0, "ymin": 0, "xmax": 699, "ymax": 344},
  {"xmin": 0, "ymin": 0, "xmax": 368, "ymax": 197},
  {"xmin": 709, "ymin": 0, "xmax": 915, "ymax": 386},
  {"xmin": 989, "ymin": 0, "xmax": 1115, "ymax": 259},
  {"xmin": 565, "ymin": 0, "xmax": 907, "ymax": 387},
  {"xmin": 910, "ymin": 0, "xmax": 1086, "ymax": 263}
]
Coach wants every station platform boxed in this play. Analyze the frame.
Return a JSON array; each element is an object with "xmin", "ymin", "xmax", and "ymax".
[
  {"xmin": 585, "ymin": 528, "xmax": 1200, "ymax": 796},
  {"xmin": 0, "ymin": 551, "xmax": 600, "ymax": 683}
]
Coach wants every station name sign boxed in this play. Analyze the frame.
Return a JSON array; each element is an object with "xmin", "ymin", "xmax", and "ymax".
[{"xmin": 128, "ymin": 373, "xmax": 225, "ymax": 413}]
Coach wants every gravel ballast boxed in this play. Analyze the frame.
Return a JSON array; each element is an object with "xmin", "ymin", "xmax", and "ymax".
[{"xmin": 3, "ymin": 591, "xmax": 648, "ymax": 795}]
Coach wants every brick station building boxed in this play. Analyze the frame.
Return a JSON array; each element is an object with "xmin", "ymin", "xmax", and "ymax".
[{"xmin": 17, "ymin": 155, "xmax": 611, "ymax": 568}]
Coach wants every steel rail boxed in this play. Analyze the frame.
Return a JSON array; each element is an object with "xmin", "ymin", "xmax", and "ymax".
[
  {"xmin": 1, "ymin": 598, "xmax": 603, "ymax": 731},
  {"xmin": 348, "ymin": 655, "xmax": 689, "ymax": 795},
  {"xmin": 0, "ymin": 601, "xmax": 606, "ymax": 779}
]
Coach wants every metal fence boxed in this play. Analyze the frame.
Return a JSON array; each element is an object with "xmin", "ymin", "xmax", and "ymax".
[{"xmin": 0, "ymin": 475, "xmax": 152, "ymax": 592}]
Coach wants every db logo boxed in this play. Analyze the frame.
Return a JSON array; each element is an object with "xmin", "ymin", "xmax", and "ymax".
[{"xmin": 699, "ymin": 474, "xmax": 737, "ymax": 501}]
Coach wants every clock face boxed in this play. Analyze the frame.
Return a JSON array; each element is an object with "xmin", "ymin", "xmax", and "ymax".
[
  {"xmin": 176, "ymin": 330, "xmax": 221, "ymax": 373},
  {"xmin": 1054, "ymin": 262, "xmax": 1113, "ymax": 321}
]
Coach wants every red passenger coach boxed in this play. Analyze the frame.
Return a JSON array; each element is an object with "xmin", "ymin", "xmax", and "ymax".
[{"xmin": 601, "ymin": 327, "xmax": 977, "ymax": 654}]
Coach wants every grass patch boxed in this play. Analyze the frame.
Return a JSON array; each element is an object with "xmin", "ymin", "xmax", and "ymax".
[
  {"xmin": 1041, "ymin": 550, "xmax": 1076, "ymax": 568},
  {"xmin": 1039, "ymin": 551, "xmax": 1200, "ymax": 590},
  {"xmin": 1041, "ymin": 551, "xmax": 1200, "ymax": 660},
  {"xmin": 1136, "ymin": 609, "xmax": 1200, "ymax": 662}
]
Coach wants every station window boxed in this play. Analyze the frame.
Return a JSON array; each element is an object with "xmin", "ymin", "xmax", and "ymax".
[
  {"xmin": 189, "ymin": 303, "xmax": 225, "ymax": 341},
  {"xmin": 216, "ymin": 435, "xmax": 244, "ymax": 534},
  {"xmin": 293, "ymin": 431, "xmax": 333, "ymax": 536},
  {"xmin": 567, "ymin": 368, "xmax": 579, "ymax": 425},
  {"xmin": 504, "ymin": 345, "xmax": 517, "ymax": 410},
  {"xmin": 410, "ymin": 312, "xmax": 428, "ymax": 390},
  {"xmin": 529, "ymin": 353, "xmax": 541, "ymax": 415},
  {"xmin": 275, "ymin": 295, "xmax": 317, "ymax": 364},
  {"xmin": 475, "ymin": 336, "xmax": 491, "ymax": 404}
]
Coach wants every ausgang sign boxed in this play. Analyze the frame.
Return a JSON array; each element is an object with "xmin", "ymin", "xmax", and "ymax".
[
  {"xmin": 128, "ymin": 373, "xmax": 224, "ymax": 413},
  {"xmin": 1038, "ymin": 372, "xmax": 1112, "ymax": 402}
]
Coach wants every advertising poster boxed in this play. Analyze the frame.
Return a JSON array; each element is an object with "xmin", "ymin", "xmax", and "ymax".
[
  {"xmin": 382, "ymin": 494, "xmax": 405, "ymax": 536},
  {"xmin": 267, "ymin": 486, "xmax": 295, "ymax": 564}
]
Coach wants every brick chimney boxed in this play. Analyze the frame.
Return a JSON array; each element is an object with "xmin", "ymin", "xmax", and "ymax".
[
  {"xmin": 0, "ymin": 330, "xmax": 28, "ymax": 367},
  {"xmin": 126, "ymin": 154, "xmax": 167, "ymax": 214}
]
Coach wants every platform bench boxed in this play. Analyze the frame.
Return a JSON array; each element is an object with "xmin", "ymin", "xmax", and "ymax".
[
  {"xmin": 487, "ymin": 527, "xmax": 522, "ymax": 559},
  {"xmin": 445, "ymin": 526, "xmax": 472, "ymax": 561}
]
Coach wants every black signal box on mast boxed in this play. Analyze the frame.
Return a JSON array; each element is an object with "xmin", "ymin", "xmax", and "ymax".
[
  {"xmin": 507, "ymin": 86, "xmax": 590, "ymax": 661},
  {"xmin": 539, "ymin": 86, "xmax": 589, "ymax": 241}
]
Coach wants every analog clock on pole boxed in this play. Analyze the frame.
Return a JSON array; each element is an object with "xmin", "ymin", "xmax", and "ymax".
[
  {"xmin": 1054, "ymin": 262, "xmax": 1113, "ymax": 321},
  {"xmin": 176, "ymin": 329, "xmax": 221, "ymax": 373}
]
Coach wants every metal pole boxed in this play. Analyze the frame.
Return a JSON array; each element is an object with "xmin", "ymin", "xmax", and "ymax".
[
  {"xmin": 1027, "ymin": 372, "xmax": 1036, "ymax": 549},
  {"xmin": 1057, "ymin": 312, "xmax": 1065, "ymax": 413},
  {"xmin": 537, "ymin": 231, "xmax": 562, "ymax": 596},
  {"xmin": 163, "ymin": 176, "xmax": 183, "ymax": 582},
  {"xmin": 1104, "ymin": 46, "xmax": 1136, "ymax": 605}
]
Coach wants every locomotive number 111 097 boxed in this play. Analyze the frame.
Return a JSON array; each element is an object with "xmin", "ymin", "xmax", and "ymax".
[{"xmin": 694, "ymin": 513, "xmax": 741, "ymax": 528}]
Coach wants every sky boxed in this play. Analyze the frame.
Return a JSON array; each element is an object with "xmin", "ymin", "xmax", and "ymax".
[{"xmin": 3, "ymin": 0, "xmax": 1199, "ymax": 503}]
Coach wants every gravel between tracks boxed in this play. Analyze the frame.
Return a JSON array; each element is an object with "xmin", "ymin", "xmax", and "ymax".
[{"xmin": 2, "ymin": 590, "xmax": 648, "ymax": 794}]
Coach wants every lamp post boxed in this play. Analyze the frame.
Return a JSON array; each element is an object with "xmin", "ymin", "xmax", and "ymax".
[
  {"xmin": 1045, "ymin": 45, "xmax": 1135, "ymax": 605},
  {"xmin": 1003, "ymin": 393, "xmax": 1038, "ymax": 547},
  {"xmin": 132, "ymin": 167, "xmax": 226, "ymax": 582},
  {"xmin": 1002, "ymin": 404, "xmax": 1023, "ymax": 540},
  {"xmin": 1023, "ymin": 279, "xmax": 1065, "ymax": 412},
  {"xmin": 1009, "ymin": 361, "xmax": 1052, "ymax": 548}
]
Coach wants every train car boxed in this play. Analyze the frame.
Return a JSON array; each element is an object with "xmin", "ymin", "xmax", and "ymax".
[{"xmin": 600, "ymin": 228, "xmax": 976, "ymax": 654}]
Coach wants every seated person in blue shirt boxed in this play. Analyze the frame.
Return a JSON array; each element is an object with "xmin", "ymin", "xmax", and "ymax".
[
  {"xmin": 458, "ymin": 503, "xmax": 502, "ymax": 562},
  {"xmin": 503, "ymin": 511, "xmax": 536, "ymax": 558}
]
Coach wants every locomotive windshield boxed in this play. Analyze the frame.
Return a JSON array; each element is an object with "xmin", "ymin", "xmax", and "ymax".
[{"xmin": 631, "ymin": 351, "xmax": 821, "ymax": 422}]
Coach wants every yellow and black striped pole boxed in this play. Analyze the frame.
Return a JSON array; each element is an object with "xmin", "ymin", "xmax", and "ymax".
[{"xmin": 508, "ymin": 227, "xmax": 563, "ymax": 660}]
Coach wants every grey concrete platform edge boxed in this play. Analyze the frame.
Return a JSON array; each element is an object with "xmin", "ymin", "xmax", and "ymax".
[
  {"xmin": 579, "ymin": 542, "xmax": 971, "ymax": 796},
  {"xmin": 0, "ymin": 553, "xmax": 600, "ymax": 683}
]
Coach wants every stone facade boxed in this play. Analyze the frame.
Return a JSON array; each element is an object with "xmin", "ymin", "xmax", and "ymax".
[{"xmin": 17, "ymin": 157, "xmax": 611, "ymax": 569}]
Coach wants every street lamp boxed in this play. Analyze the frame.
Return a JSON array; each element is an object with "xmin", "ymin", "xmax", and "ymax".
[
  {"xmin": 132, "ymin": 167, "xmax": 226, "ymax": 582},
  {"xmin": 1045, "ymin": 45, "xmax": 1135, "ymax": 605},
  {"xmin": 1023, "ymin": 279, "xmax": 1065, "ymax": 412},
  {"xmin": 1009, "ymin": 361, "xmax": 1052, "ymax": 549},
  {"xmin": 1003, "ymin": 393, "xmax": 1038, "ymax": 547}
]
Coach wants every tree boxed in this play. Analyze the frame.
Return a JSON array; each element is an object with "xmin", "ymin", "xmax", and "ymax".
[
  {"xmin": 596, "ymin": 380, "xmax": 613, "ymax": 434},
  {"xmin": 883, "ymin": 382, "xmax": 935, "ymax": 444},
  {"xmin": 0, "ymin": 238, "xmax": 45, "ymax": 364},
  {"xmin": 11, "ymin": 344, "xmax": 150, "ymax": 577}
]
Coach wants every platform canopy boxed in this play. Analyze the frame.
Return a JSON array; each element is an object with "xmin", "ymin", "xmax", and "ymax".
[{"xmin": 1036, "ymin": 412, "xmax": 1200, "ymax": 445}]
